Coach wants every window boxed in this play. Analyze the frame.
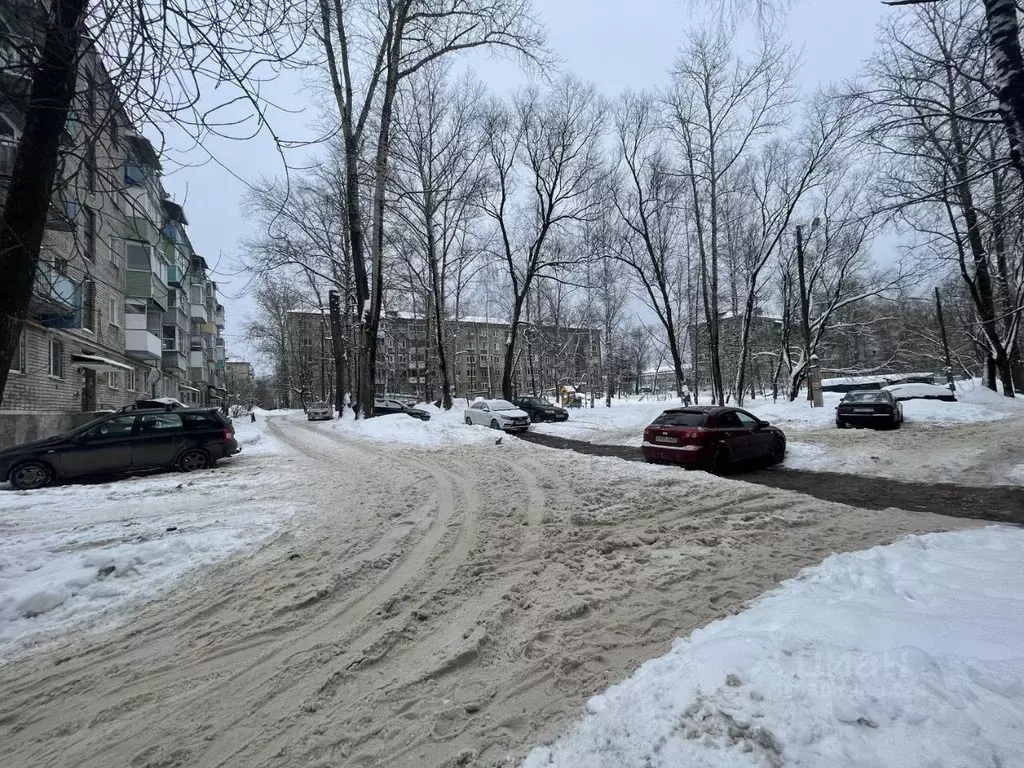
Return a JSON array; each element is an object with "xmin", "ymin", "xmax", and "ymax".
[
  {"xmin": 65, "ymin": 198, "xmax": 78, "ymax": 221},
  {"xmin": 84, "ymin": 141, "xmax": 97, "ymax": 193},
  {"xmin": 652, "ymin": 411, "xmax": 708, "ymax": 428},
  {"xmin": 49, "ymin": 338, "xmax": 64, "ymax": 378},
  {"xmin": 83, "ymin": 415, "xmax": 135, "ymax": 441},
  {"xmin": 138, "ymin": 413, "xmax": 183, "ymax": 433},
  {"xmin": 167, "ymin": 290, "xmax": 177, "ymax": 309},
  {"xmin": 54, "ymin": 257, "xmax": 69, "ymax": 275},
  {"xmin": 108, "ymin": 297, "xmax": 121, "ymax": 327},
  {"xmin": 106, "ymin": 371, "xmax": 119, "ymax": 389},
  {"xmin": 126, "ymin": 242, "xmax": 150, "ymax": 270},
  {"xmin": 85, "ymin": 71, "xmax": 96, "ymax": 121},
  {"xmin": 82, "ymin": 281, "xmax": 96, "ymax": 331},
  {"xmin": 126, "ymin": 368, "xmax": 137, "ymax": 391},
  {"xmin": 10, "ymin": 331, "xmax": 26, "ymax": 373},
  {"xmin": 125, "ymin": 163, "xmax": 147, "ymax": 187},
  {"xmin": 717, "ymin": 412, "xmax": 743, "ymax": 429},
  {"xmin": 735, "ymin": 411, "xmax": 761, "ymax": 428},
  {"xmin": 182, "ymin": 413, "xmax": 218, "ymax": 430}
]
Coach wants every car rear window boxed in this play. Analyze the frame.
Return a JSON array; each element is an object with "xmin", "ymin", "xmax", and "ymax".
[
  {"xmin": 651, "ymin": 411, "xmax": 707, "ymax": 427},
  {"xmin": 182, "ymin": 413, "xmax": 220, "ymax": 429},
  {"xmin": 843, "ymin": 392, "xmax": 888, "ymax": 403}
]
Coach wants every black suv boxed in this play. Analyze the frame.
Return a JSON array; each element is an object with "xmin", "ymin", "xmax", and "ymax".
[
  {"xmin": 513, "ymin": 397, "xmax": 569, "ymax": 423},
  {"xmin": 0, "ymin": 408, "xmax": 240, "ymax": 491}
]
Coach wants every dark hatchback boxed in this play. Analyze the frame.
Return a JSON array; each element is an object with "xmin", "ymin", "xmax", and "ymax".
[
  {"xmin": 835, "ymin": 390, "xmax": 903, "ymax": 430},
  {"xmin": 641, "ymin": 406, "xmax": 786, "ymax": 473},
  {"xmin": 0, "ymin": 408, "xmax": 240, "ymax": 491},
  {"xmin": 513, "ymin": 397, "xmax": 569, "ymax": 423}
]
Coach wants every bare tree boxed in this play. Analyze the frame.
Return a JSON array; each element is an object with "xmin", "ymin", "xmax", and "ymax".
[
  {"xmin": 857, "ymin": 0, "xmax": 1021, "ymax": 395},
  {"xmin": 480, "ymin": 77, "xmax": 608, "ymax": 400},
  {"xmin": 390, "ymin": 65, "xmax": 488, "ymax": 409},
  {"xmin": 314, "ymin": 0, "xmax": 546, "ymax": 416},
  {"xmin": 666, "ymin": 25, "xmax": 796, "ymax": 404},
  {"xmin": 611, "ymin": 91, "xmax": 691, "ymax": 403}
]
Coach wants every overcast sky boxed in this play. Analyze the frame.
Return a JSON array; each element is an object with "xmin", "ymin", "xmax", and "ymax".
[{"xmin": 159, "ymin": 0, "xmax": 887, "ymax": 368}]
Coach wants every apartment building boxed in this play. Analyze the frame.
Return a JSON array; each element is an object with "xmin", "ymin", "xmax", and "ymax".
[
  {"xmin": 284, "ymin": 310, "xmax": 601, "ymax": 402},
  {"xmin": 0, "ymin": 9, "xmax": 226, "ymax": 445}
]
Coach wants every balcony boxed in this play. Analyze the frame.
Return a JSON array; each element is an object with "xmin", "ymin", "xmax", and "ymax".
[
  {"xmin": 214, "ymin": 305, "xmax": 225, "ymax": 328},
  {"xmin": 189, "ymin": 366, "xmax": 205, "ymax": 383},
  {"xmin": 214, "ymin": 360, "xmax": 225, "ymax": 372},
  {"xmin": 30, "ymin": 264, "xmax": 80, "ymax": 325},
  {"xmin": 125, "ymin": 313, "xmax": 162, "ymax": 359},
  {"xmin": 166, "ymin": 264, "xmax": 186, "ymax": 285},
  {"xmin": 162, "ymin": 350, "xmax": 187, "ymax": 373},
  {"xmin": 125, "ymin": 269, "xmax": 168, "ymax": 310},
  {"xmin": 190, "ymin": 302, "xmax": 208, "ymax": 322},
  {"xmin": 189, "ymin": 350, "xmax": 205, "ymax": 368}
]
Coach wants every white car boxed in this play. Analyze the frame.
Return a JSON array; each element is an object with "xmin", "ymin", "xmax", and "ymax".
[{"xmin": 464, "ymin": 399, "xmax": 531, "ymax": 432}]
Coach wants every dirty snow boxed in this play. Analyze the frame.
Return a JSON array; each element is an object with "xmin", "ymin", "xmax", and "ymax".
[
  {"xmin": 0, "ymin": 416, "xmax": 293, "ymax": 659},
  {"xmin": 524, "ymin": 527, "xmax": 1024, "ymax": 768}
]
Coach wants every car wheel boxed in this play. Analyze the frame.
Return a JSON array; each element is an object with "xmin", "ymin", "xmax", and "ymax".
[
  {"xmin": 836, "ymin": 420, "xmax": 847, "ymax": 429},
  {"xmin": 9, "ymin": 460, "xmax": 54, "ymax": 491},
  {"xmin": 710, "ymin": 446, "xmax": 732, "ymax": 476},
  {"xmin": 176, "ymin": 448, "xmax": 212, "ymax": 473},
  {"xmin": 769, "ymin": 437, "xmax": 786, "ymax": 465},
  {"xmin": 490, "ymin": 419, "xmax": 500, "ymax": 430}
]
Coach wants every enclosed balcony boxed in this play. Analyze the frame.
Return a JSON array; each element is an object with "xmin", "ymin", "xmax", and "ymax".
[{"xmin": 30, "ymin": 263, "xmax": 80, "ymax": 325}]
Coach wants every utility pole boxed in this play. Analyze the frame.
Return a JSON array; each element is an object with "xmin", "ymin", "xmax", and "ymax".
[{"xmin": 935, "ymin": 287, "xmax": 957, "ymax": 396}]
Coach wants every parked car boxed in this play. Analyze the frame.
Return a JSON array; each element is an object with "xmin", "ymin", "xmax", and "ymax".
[
  {"xmin": 513, "ymin": 396, "xmax": 569, "ymax": 423},
  {"xmin": 307, "ymin": 402, "xmax": 334, "ymax": 421},
  {"xmin": 0, "ymin": 408, "xmax": 240, "ymax": 491},
  {"xmin": 464, "ymin": 399, "xmax": 531, "ymax": 432},
  {"xmin": 641, "ymin": 406, "xmax": 786, "ymax": 473},
  {"xmin": 835, "ymin": 390, "xmax": 904, "ymax": 429},
  {"xmin": 373, "ymin": 398, "xmax": 432, "ymax": 421}
]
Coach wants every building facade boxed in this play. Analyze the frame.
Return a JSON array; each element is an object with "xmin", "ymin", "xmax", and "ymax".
[
  {"xmin": 0, "ymin": 14, "xmax": 226, "ymax": 445},
  {"xmin": 283, "ymin": 310, "xmax": 602, "ymax": 404}
]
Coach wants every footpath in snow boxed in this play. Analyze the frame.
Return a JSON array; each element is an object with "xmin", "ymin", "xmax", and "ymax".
[
  {"xmin": 0, "ymin": 415, "xmax": 293, "ymax": 660},
  {"xmin": 524, "ymin": 527, "xmax": 1024, "ymax": 768}
]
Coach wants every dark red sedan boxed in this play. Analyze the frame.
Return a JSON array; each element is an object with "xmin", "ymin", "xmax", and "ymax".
[{"xmin": 641, "ymin": 406, "xmax": 786, "ymax": 473}]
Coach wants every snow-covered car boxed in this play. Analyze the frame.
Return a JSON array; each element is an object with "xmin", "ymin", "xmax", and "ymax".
[
  {"xmin": 835, "ymin": 390, "xmax": 903, "ymax": 430},
  {"xmin": 373, "ymin": 398, "xmax": 431, "ymax": 421},
  {"xmin": 464, "ymin": 399, "xmax": 531, "ymax": 432},
  {"xmin": 306, "ymin": 402, "xmax": 333, "ymax": 421},
  {"xmin": 882, "ymin": 383, "xmax": 957, "ymax": 402}
]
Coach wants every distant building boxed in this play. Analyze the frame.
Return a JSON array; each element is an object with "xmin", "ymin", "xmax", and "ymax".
[
  {"xmin": 224, "ymin": 361, "xmax": 255, "ymax": 404},
  {"xmin": 283, "ymin": 310, "xmax": 601, "ymax": 402}
]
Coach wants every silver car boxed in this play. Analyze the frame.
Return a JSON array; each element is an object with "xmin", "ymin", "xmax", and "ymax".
[
  {"xmin": 306, "ymin": 402, "xmax": 333, "ymax": 421},
  {"xmin": 464, "ymin": 399, "xmax": 531, "ymax": 432}
]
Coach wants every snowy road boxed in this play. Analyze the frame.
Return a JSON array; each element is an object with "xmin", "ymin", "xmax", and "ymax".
[{"xmin": 0, "ymin": 415, "xmax": 975, "ymax": 767}]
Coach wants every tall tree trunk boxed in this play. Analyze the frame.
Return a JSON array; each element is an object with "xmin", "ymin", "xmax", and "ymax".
[
  {"xmin": 502, "ymin": 295, "xmax": 527, "ymax": 400},
  {"xmin": 984, "ymin": 0, "xmax": 1024, "ymax": 187},
  {"xmin": 0, "ymin": 0, "xmax": 89, "ymax": 406}
]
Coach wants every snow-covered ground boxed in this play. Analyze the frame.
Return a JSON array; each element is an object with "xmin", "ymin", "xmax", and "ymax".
[
  {"xmin": 0, "ymin": 415, "xmax": 294, "ymax": 659},
  {"xmin": 524, "ymin": 526, "xmax": 1024, "ymax": 768},
  {"xmin": 529, "ymin": 382, "xmax": 1024, "ymax": 485}
]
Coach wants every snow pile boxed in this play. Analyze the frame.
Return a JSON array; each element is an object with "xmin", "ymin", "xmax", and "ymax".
[
  {"xmin": 328, "ymin": 405, "xmax": 498, "ymax": 449},
  {"xmin": 531, "ymin": 398, "xmax": 684, "ymax": 445},
  {"xmin": 524, "ymin": 527, "xmax": 1024, "ymax": 768},
  {"xmin": 883, "ymin": 383, "xmax": 955, "ymax": 400},
  {"xmin": 1008, "ymin": 465, "xmax": 1024, "ymax": 486},
  {"xmin": 745, "ymin": 397, "xmax": 839, "ymax": 431}
]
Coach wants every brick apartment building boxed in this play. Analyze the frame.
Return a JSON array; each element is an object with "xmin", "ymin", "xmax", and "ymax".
[
  {"xmin": 283, "ymin": 310, "xmax": 601, "ymax": 403},
  {"xmin": 0, "ymin": 7, "xmax": 227, "ymax": 446}
]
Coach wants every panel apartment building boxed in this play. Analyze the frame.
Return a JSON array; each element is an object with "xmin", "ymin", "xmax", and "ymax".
[
  {"xmin": 284, "ymin": 310, "xmax": 601, "ymax": 403},
  {"xmin": 0, "ymin": 8, "xmax": 227, "ymax": 445}
]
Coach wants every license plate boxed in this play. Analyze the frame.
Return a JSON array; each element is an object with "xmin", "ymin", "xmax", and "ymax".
[
  {"xmin": 655, "ymin": 435, "xmax": 678, "ymax": 444},
  {"xmin": 853, "ymin": 408, "xmax": 874, "ymax": 413}
]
